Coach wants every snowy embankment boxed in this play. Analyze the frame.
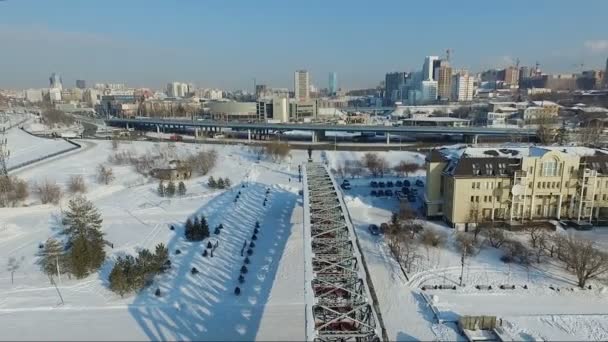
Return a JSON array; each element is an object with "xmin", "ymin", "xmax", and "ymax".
[{"xmin": 5, "ymin": 128, "xmax": 76, "ymax": 170}]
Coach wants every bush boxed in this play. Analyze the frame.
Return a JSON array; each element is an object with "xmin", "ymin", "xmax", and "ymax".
[
  {"xmin": 244, "ymin": 257, "xmax": 250, "ymax": 264},
  {"xmin": 250, "ymin": 241, "xmax": 255, "ymax": 248},
  {"xmin": 455, "ymin": 232, "xmax": 479, "ymax": 256},
  {"xmin": 238, "ymin": 274, "xmax": 245, "ymax": 283},
  {"xmin": 166, "ymin": 181, "xmax": 176, "ymax": 197},
  {"xmin": 187, "ymin": 150, "xmax": 218, "ymax": 176},
  {"xmin": 155, "ymin": 288, "xmax": 161, "ymax": 297},
  {"xmin": 191, "ymin": 267, "xmax": 199, "ymax": 275},
  {"xmin": 202, "ymin": 249, "xmax": 208, "ymax": 257},
  {"xmin": 35, "ymin": 179, "xmax": 62, "ymax": 204},
  {"xmin": 234, "ymin": 286, "xmax": 241, "ymax": 295},
  {"xmin": 207, "ymin": 241, "xmax": 213, "ymax": 249},
  {"xmin": 419, "ymin": 228, "xmax": 446, "ymax": 247},
  {"xmin": 0, "ymin": 176, "xmax": 29, "ymax": 207},
  {"xmin": 67, "ymin": 175, "xmax": 87, "ymax": 194},
  {"xmin": 96, "ymin": 164, "xmax": 114, "ymax": 185},
  {"xmin": 175, "ymin": 249, "xmax": 181, "ymax": 255},
  {"xmin": 501, "ymin": 239, "xmax": 531, "ymax": 265},
  {"xmin": 240, "ymin": 265, "xmax": 248, "ymax": 274},
  {"xmin": 247, "ymin": 248, "xmax": 253, "ymax": 256}
]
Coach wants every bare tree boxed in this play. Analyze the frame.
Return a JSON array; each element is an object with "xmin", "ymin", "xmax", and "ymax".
[
  {"xmin": 265, "ymin": 141, "xmax": 291, "ymax": 162},
  {"xmin": 187, "ymin": 150, "xmax": 218, "ymax": 175},
  {"xmin": 67, "ymin": 175, "xmax": 87, "ymax": 194},
  {"xmin": 535, "ymin": 114, "xmax": 558, "ymax": 144},
  {"xmin": 578, "ymin": 123, "xmax": 603, "ymax": 147},
  {"xmin": 393, "ymin": 161, "xmax": 421, "ymax": 177},
  {"xmin": 419, "ymin": 228, "xmax": 446, "ymax": 247},
  {"xmin": 96, "ymin": 164, "xmax": 115, "ymax": 185},
  {"xmin": 362, "ymin": 153, "xmax": 387, "ymax": 177},
  {"xmin": 484, "ymin": 227, "xmax": 507, "ymax": 248},
  {"xmin": 559, "ymin": 235, "xmax": 608, "ymax": 288},
  {"xmin": 35, "ymin": 180, "xmax": 63, "ymax": 205}
]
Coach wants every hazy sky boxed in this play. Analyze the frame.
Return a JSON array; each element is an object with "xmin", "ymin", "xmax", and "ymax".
[{"xmin": 0, "ymin": 0, "xmax": 607, "ymax": 90}]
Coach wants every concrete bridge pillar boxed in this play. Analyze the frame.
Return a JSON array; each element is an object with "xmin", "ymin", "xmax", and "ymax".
[
  {"xmin": 386, "ymin": 134, "xmax": 390, "ymax": 145},
  {"xmin": 248, "ymin": 129, "xmax": 251, "ymax": 142}
]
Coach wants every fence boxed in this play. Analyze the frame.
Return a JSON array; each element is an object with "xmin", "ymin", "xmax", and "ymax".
[{"xmin": 7, "ymin": 137, "xmax": 81, "ymax": 173}]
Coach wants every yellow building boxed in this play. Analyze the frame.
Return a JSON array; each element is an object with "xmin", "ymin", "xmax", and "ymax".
[{"xmin": 425, "ymin": 146, "xmax": 608, "ymax": 230}]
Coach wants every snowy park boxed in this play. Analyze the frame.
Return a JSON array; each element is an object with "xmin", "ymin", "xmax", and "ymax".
[{"xmin": 2, "ymin": 120, "xmax": 608, "ymax": 341}]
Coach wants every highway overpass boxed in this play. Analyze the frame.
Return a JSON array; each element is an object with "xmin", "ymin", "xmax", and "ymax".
[{"xmin": 105, "ymin": 118, "xmax": 537, "ymax": 143}]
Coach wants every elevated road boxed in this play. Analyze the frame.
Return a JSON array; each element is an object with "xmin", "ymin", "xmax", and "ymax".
[{"xmin": 105, "ymin": 118, "xmax": 537, "ymax": 138}]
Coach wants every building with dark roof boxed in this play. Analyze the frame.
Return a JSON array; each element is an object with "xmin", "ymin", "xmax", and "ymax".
[{"xmin": 425, "ymin": 145, "xmax": 608, "ymax": 229}]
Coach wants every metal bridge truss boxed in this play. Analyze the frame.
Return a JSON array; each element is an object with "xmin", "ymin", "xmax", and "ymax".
[{"xmin": 305, "ymin": 163, "xmax": 380, "ymax": 342}]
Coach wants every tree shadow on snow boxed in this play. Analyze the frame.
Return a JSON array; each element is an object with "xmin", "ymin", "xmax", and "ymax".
[{"xmin": 128, "ymin": 181, "xmax": 297, "ymax": 341}]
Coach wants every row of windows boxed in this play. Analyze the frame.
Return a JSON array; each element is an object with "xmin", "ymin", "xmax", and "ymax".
[
  {"xmin": 470, "ymin": 195, "xmax": 500, "ymax": 203},
  {"xmin": 537, "ymin": 181, "xmax": 561, "ymax": 189},
  {"xmin": 471, "ymin": 181, "xmax": 504, "ymax": 190}
]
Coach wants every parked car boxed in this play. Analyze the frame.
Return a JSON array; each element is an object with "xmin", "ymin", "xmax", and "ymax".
[
  {"xmin": 415, "ymin": 179, "xmax": 424, "ymax": 187},
  {"xmin": 403, "ymin": 180, "xmax": 411, "ymax": 187},
  {"xmin": 397, "ymin": 192, "xmax": 407, "ymax": 201},
  {"xmin": 371, "ymin": 190, "xmax": 377, "ymax": 196},
  {"xmin": 341, "ymin": 183, "xmax": 351, "ymax": 190},
  {"xmin": 377, "ymin": 190, "xmax": 385, "ymax": 197},
  {"xmin": 370, "ymin": 181, "xmax": 378, "ymax": 188},
  {"xmin": 395, "ymin": 180, "xmax": 403, "ymax": 187},
  {"xmin": 342, "ymin": 179, "xmax": 350, "ymax": 186},
  {"xmin": 378, "ymin": 181, "xmax": 385, "ymax": 188},
  {"xmin": 402, "ymin": 187, "xmax": 410, "ymax": 194},
  {"xmin": 407, "ymin": 195, "xmax": 416, "ymax": 202},
  {"xmin": 385, "ymin": 189, "xmax": 394, "ymax": 197},
  {"xmin": 368, "ymin": 224, "xmax": 380, "ymax": 236},
  {"xmin": 386, "ymin": 181, "xmax": 394, "ymax": 187}
]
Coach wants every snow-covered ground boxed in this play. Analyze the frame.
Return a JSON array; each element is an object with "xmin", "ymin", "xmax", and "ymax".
[
  {"xmin": 1, "ymin": 135, "xmax": 423, "ymax": 340},
  {"xmin": 339, "ymin": 172, "xmax": 608, "ymax": 341},
  {"xmin": 5, "ymin": 127, "xmax": 76, "ymax": 170}
]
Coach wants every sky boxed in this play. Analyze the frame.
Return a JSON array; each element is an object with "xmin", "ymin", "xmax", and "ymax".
[{"xmin": 0, "ymin": 0, "xmax": 607, "ymax": 91}]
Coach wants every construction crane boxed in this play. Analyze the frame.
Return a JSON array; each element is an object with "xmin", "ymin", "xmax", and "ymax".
[
  {"xmin": 515, "ymin": 58, "xmax": 520, "ymax": 69},
  {"xmin": 445, "ymin": 48, "xmax": 453, "ymax": 62}
]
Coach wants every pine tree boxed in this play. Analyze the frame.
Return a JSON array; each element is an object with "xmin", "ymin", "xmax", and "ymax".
[
  {"xmin": 154, "ymin": 243, "xmax": 169, "ymax": 272},
  {"xmin": 207, "ymin": 176, "xmax": 217, "ymax": 188},
  {"xmin": 217, "ymin": 178, "xmax": 225, "ymax": 189},
  {"xmin": 184, "ymin": 218, "xmax": 194, "ymax": 240},
  {"xmin": 62, "ymin": 196, "xmax": 106, "ymax": 278},
  {"xmin": 200, "ymin": 215, "xmax": 210, "ymax": 240},
  {"xmin": 166, "ymin": 181, "xmax": 176, "ymax": 197},
  {"xmin": 40, "ymin": 238, "xmax": 65, "ymax": 280},
  {"xmin": 63, "ymin": 196, "xmax": 103, "ymax": 240},
  {"xmin": 177, "ymin": 182, "xmax": 186, "ymax": 196},
  {"xmin": 224, "ymin": 178, "xmax": 231, "ymax": 188},
  {"xmin": 193, "ymin": 216, "xmax": 201, "ymax": 240},
  {"xmin": 109, "ymin": 256, "xmax": 129, "ymax": 297},
  {"xmin": 157, "ymin": 181, "xmax": 165, "ymax": 197}
]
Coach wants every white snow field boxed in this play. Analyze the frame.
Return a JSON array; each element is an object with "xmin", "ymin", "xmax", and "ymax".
[
  {"xmin": 0, "ymin": 136, "xmax": 420, "ymax": 341},
  {"xmin": 4, "ymin": 127, "xmax": 76, "ymax": 170},
  {"xmin": 339, "ymin": 174, "xmax": 608, "ymax": 341}
]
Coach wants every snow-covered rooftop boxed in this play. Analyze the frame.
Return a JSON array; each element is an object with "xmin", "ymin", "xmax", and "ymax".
[{"xmin": 437, "ymin": 144, "xmax": 606, "ymax": 161}]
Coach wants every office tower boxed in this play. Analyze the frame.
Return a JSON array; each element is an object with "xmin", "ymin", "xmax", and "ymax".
[
  {"xmin": 328, "ymin": 72, "xmax": 338, "ymax": 95},
  {"xmin": 420, "ymin": 80, "xmax": 438, "ymax": 102},
  {"xmin": 49, "ymin": 72, "xmax": 63, "ymax": 90},
  {"xmin": 435, "ymin": 62, "xmax": 453, "ymax": 101},
  {"xmin": 294, "ymin": 70, "xmax": 310, "ymax": 101},
  {"xmin": 384, "ymin": 72, "xmax": 407, "ymax": 104},
  {"xmin": 76, "ymin": 80, "xmax": 86, "ymax": 89},
  {"xmin": 422, "ymin": 56, "xmax": 439, "ymax": 81}
]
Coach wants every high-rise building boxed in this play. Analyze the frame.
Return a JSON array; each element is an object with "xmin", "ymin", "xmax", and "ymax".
[
  {"xmin": 451, "ymin": 72, "xmax": 475, "ymax": 102},
  {"xmin": 294, "ymin": 70, "xmax": 310, "ymax": 101},
  {"xmin": 420, "ymin": 80, "xmax": 438, "ymax": 103},
  {"xmin": 328, "ymin": 72, "xmax": 338, "ymax": 95},
  {"xmin": 384, "ymin": 72, "xmax": 408, "ymax": 104},
  {"xmin": 504, "ymin": 67, "xmax": 519, "ymax": 87},
  {"xmin": 435, "ymin": 62, "xmax": 453, "ymax": 101},
  {"xmin": 76, "ymin": 80, "xmax": 86, "ymax": 89},
  {"xmin": 422, "ymin": 56, "xmax": 439, "ymax": 81},
  {"xmin": 49, "ymin": 72, "xmax": 63, "ymax": 90}
]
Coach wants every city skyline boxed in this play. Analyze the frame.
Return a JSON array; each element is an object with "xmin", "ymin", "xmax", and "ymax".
[{"xmin": 0, "ymin": 0, "xmax": 607, "ymax": 90}]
